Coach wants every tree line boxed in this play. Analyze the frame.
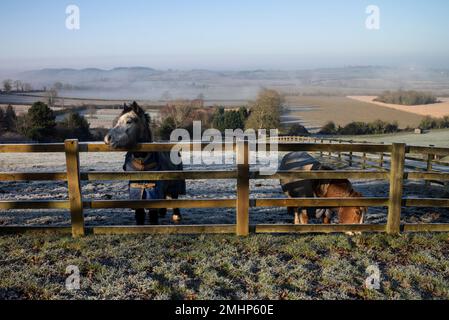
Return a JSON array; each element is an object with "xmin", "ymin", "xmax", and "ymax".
[
  {"xmin": 319, "ymin": 120, "xmax": 399, "ymax": 135},
  {"xmin": 155, "ymin": 89, "xmax": 284, "ymax": 140},
  {"xmin": 318, "ymin": 115, "xmax": 449, "ymax": 136},
  {"xmin": 1, "ymin": 89, "xmax": 287, "ymax": 142},
  {"xmin": 418, "ymin": 115, "xmax": 449, "ymax": 130},
  {"xmin": 374, "ymin": 90, "xmax": 438, "ymax": 106},
  {"xmin": 1, "ymin": 80, "xmax": 33, "ymax": 93}
]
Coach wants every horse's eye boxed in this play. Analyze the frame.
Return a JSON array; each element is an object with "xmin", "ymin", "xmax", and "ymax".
[{"xmin": 126, "ymin": 120, "xmax": 133, "ymax": 124}]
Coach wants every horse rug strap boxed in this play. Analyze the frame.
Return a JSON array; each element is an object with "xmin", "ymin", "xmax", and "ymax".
[
  {"xmin": 125, "ymin": 152, "xmax": 163, "ymax": 200},
  {"xmin": 129, "ymin": 182, "xmax": 156, "ymax": 189},
  {"xmin": 131, "ymin": 158, "xmax": 157, "ymax": 171}
]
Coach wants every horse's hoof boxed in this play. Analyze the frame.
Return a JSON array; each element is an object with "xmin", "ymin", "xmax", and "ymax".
[
  {"xmin": 345, "ymin": 231, "xmax": 362, "ymax": 236},
  {"xmin": 172, "ymin": 214, "xmax": 182, "ymax": 223}
]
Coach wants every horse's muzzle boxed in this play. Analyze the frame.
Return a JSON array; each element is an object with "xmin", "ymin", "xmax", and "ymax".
[{"xmin": 104, "ymin": 134, "xmax": 112, "ymax": 145}]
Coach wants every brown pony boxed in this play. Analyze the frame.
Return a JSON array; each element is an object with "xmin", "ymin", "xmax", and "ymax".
[
  {"xmin": 280, "ymin": 152, "xmax": 367, "ymax": 225},
  {"xmin": 309, "ymin": 178, "xmax": 366, "ymax": 224}
]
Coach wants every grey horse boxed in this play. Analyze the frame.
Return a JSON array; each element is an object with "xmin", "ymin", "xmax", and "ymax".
[{"xmin": 104, "ymin": 102, "xmax": 186, "ymax": 225}]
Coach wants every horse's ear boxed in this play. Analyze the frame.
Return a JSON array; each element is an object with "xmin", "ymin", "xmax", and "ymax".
[
  {"xmin": 123, "ymin": 103, "xmax": 130, "ymax": 111},
  {"xmin": 352, "ymin": 191, "xmax": 363, "ymax": 198},
  {"xmin": 131, "ymin": 101, "xmax": 143, "ymax": 115}
]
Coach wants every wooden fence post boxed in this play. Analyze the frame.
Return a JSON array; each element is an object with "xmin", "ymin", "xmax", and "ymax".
[
  {"xmin": 65, "ymin": 139, "xmax": 85, "ymax": 237},
  {"xmin": 380, "ymin": 142, "xmax": 385, "ymax": 168},
  {"xmin": 362, "ymin": 152, "xmax": 367, "ymax": 169},
  {"xmin": 348, "ymin": 140, "xmax": 353, "ymax": 167},
  {"xmin": 319, "ymin": 139, "xmax": 323, "ymax": 157},
  {"xmin": 338, "ymin": 140, "xmax": 342, "ymax": 160},
  {"xmin": 425, "ymin": 145, "xmax": 435, "ymax": 187},
  {"xmin": 236, "ymin": 138, "xmax": 249, "ymax": 236},
  {"xmin": 386, "ymin": 143, "xmax": 406, "ymax": 234}
]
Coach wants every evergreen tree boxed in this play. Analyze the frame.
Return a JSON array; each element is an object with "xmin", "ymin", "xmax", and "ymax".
[
  {"xmin": 158, "ymin": 116, "xmax": 177, "ymax": 141},
  {"xmin": 21, "ymin": 101, "xmax": 56, "ymax": 141},
  {"xmin": 60, "ymin": 112, "xmax": 92, "ymax": 140},
  {"xmin": 212, "ymin": 107, "xmax": 226, "ymax": 132},
  {"xmin": 4, "ymin": 105, "xmax": 17, "ymax": 131}
]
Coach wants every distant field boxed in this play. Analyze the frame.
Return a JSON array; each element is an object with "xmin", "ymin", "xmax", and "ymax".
[
  {"xmin": 0, "ymin": 104, "xmax": 64, "ymax": 115},
  {"xmin": 348, "ymin": 96, "xmax": 449, "ymax": 118},
  {"xmin": 337, "ymin": 128, "xmax": 449, "ymax": 148},
  {"xmin": 284, "ymin": 96, "xmax": 424, "ymax": 129}
]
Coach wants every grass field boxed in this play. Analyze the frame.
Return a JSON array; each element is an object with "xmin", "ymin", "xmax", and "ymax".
[
  {"xmin": 338, "ymin": 128, "xmax": 449, "ymax": 148},
  {"xmin": 284, "ymin": 96, "xmax": 424, "ymax": 129},
  {"xmin": 1, "ymin": 233, "xmax": 448, "ymax": 300}
]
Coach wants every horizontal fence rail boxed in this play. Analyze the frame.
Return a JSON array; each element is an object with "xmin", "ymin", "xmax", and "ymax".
[{"xmin": 1, "ymin": 138, "xmax": 449, "ymax": 237}]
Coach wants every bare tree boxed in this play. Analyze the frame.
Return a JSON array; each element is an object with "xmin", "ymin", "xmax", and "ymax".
[
  {"xmin": 2, "ymin": 79, "xmax": 12, "ymax": 93},
  {"xmin": 13, "ymin": 80, "xmax": 22, "ymax": 92},
  {"xmin": 23, "ymin": 83, "xmax": 33, "ymax": 92},
  {"xmin": 245, "ymin": 89, "xmax": 283, "ymax": 131},
  {"xmin": 46, "ymin": 89, "xmax": 58, "ymax": 108},
  {"xmin": 160, "ymin": 100, "xmax": 194, "ymax": 128},
  {"xmin": 88, "ymin": 105, "xmax": 97, "ymax": 118}
]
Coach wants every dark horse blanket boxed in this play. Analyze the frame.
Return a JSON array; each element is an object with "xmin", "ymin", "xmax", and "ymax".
[
  {"xmin": 279, "ymin": 152, "xmax": 322, "ymax": 197},
  {"xmin": 124, "ymin": 151, "xmax": 186, "ymax": 200},
  {"xmin": 279, "ymin": 152, "xmax": 332, "ymax": 219}
]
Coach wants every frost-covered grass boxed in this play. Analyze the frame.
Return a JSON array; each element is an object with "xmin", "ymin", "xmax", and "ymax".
[
  {"xmin": 2, "ymin": 149, "xmax": 449, "ymax": 300},
  {"xmin": 0, "ymin": 233, "xmax": 448, "ymax": 300}
]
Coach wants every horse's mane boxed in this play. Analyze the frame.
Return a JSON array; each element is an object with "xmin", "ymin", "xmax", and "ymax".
[
  {"xmin": 121, "ymin": 101, "xmax": 153, "ymax": 142},
  {"xmin": 312, "ymin": 164, "xmax": 355, "ymax": 197}
]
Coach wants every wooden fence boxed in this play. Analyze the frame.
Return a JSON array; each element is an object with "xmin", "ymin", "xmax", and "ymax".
[
  {"xmin": 277, "ymin": 136, "xmax": 449, "ymax": 178},
  {"xmin": 1, "ymin": 139, "xmax": 449, "ymax": 237}
]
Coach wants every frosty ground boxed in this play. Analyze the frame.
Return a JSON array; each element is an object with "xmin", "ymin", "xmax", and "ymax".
[{"xmin": 1, "ymin": 151, "xmax": 449, "ymax": 300}]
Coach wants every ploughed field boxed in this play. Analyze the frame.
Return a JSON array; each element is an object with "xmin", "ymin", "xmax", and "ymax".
[
  {"xmin": 348, "ymin": 96, "xmax": 449, "ymax": 118},
  {"xmin": 1, "ymin": 152, "xmax": 449, "ymax": 227},
  {"xmin": 284, "ymin": 96, "xmax": 424, "ymax": 130}
]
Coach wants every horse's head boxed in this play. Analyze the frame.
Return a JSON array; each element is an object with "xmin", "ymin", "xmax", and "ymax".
[
  {"xmin": 104, "ymin": 102, "xmax": 152, "ymax": 148},
  {"xmin": 338, "ymin": 191, "xmax": 367, "ymax": 224}
]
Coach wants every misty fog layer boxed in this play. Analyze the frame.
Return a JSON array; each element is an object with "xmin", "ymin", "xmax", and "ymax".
[{"xmin": 8, "ymin": 66, "xmax": 449, "ymax": 100}]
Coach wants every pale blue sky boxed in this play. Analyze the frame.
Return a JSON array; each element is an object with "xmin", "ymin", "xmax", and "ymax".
[{"xmin": 1, "ymin": 0, "xmax": 448, "ymax": 70}]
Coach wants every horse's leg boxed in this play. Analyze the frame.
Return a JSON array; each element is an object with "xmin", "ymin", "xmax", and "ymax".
[
  {"xmin": 294, "ymin": 208, "xmax": 308, "ymax": 224},
  {"xmin": 158, "ymin": 207, "xmax": 167, "ymax": 217},
  {"xmin": 299, "ymin": 209, "xmax": 309, "ymax": 224},
  {"xmin": 135, "ymin": 209, "xmax": 146, "ymax": 225},
  {"xmin": 293, "ymin": 209, "xmax": 300, "ymax": 225},
  {"xmin": 133, "ymin": 187, "xmax": 146, "ymax": 225},
  {"xmin": 145, "ymin": 189, "xmax": 159, "ymax": 225},
  {"xmin": 322, "ymin": 215, "xmax": 331, "ymax": 224},
  {"xmin": 288, "ymin": 206, "xmax": 295, "ymax": 220},
  {"xmin": 148, "ymin": 209, "xmax": 159, "ymax": 225}
]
